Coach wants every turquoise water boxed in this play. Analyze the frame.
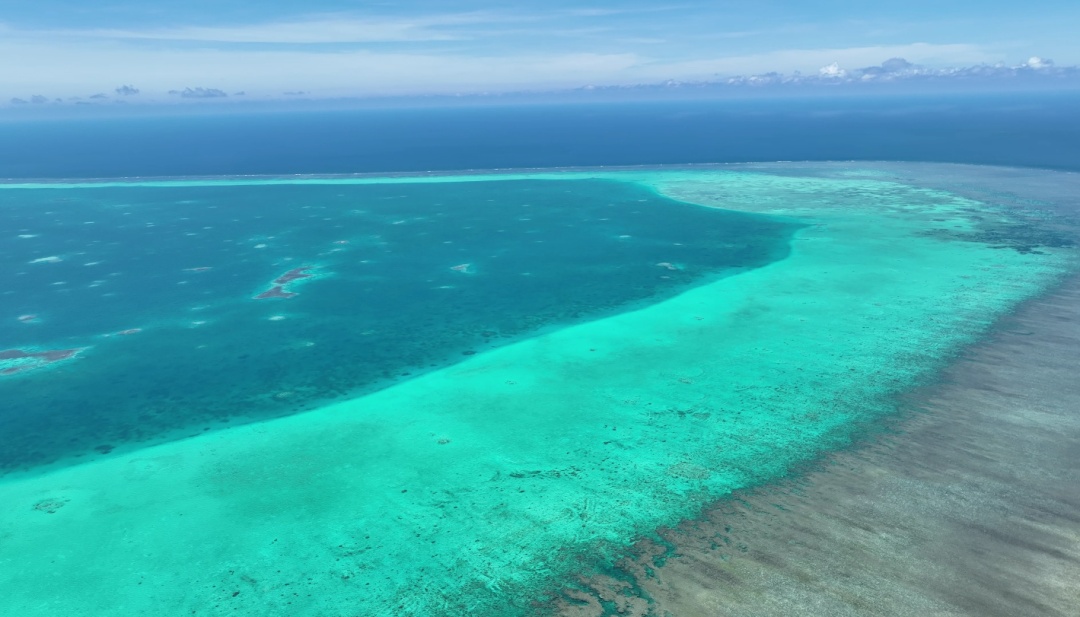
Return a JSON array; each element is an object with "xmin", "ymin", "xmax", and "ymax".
[
  {"xmin": 0, "ymin": 178, "xmax": 797, "ymax": 473},
  {"xmin": 0, "ymin": 166, "xmax": 1075, "ymax": 616}
]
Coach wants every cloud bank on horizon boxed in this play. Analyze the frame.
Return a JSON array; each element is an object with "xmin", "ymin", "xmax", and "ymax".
[{"xmin": 2, "ymin": 0, "xmax": 1079, "ymax": 105}]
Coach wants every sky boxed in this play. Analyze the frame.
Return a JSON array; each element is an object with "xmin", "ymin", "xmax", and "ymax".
[{"xmin": 2, "ymin": 0, "xmax": 1079, "ymax": 104}]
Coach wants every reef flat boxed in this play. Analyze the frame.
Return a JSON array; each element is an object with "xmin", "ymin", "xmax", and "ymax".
[
  {"xmin": 0, "ymin": 165, "xmax": 1075, "ymax": 616},
  {"xmin": 555, "ymin": 265, "xmax": 1080, "ymax": 617}
]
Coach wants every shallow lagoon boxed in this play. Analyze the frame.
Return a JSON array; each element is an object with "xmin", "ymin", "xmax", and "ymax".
[{"xmin": 0, "ymin": 164, "xmax": 1077, "ymax": 615}]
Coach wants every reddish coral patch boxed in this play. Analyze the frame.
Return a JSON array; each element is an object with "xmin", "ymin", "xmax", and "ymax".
[{"xmin": 254, "ymin": 266, "xmax": 316, "ymax": 300}]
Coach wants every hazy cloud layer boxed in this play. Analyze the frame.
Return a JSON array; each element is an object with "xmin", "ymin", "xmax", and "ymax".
[
  {"xmin": 719, "ymin": 56, "xmax": 1077, "ymax": 87},
  {"xmin": 1, "ymin": 5, "xmax": 1079, "ymax": 104},
  {"xmin": 40, "ymin": 15, "xmax": 476, "ymax": 44},
  {"xmin": 169, "ymin": 87, "xmax": 228, "ymax": 98},
  {"xmin": 5, "ymin": 54, "xmax": 1077, "ymax": 107}
]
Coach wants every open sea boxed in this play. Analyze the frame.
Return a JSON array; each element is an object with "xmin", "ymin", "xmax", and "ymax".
[
  {"xmin": 2, "ymin": 93, "xmax": 1079, "ymax": 616},
  {"xmin": 2, "ymin": 92, "xmax": 1080, "ymax": 179}
]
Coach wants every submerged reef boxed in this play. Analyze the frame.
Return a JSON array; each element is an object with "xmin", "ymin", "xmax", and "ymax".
[
  {"xmin": 254, "ymin": 266, "xmax": 318, "ymax": 300},
  {"xmin": 0, "ymin": 164, "xmax": 1077, "ymax": 616},
  {"xmin": 0, "ymin": 347, "xmax": 85, "ymax": 376}
]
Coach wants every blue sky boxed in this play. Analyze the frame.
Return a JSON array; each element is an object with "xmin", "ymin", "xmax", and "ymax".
[{"xmin": 2, "ymin": 0, "xmax": 1078, "ymax": 103}]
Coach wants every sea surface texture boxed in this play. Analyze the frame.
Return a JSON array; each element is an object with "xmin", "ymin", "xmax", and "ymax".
[
  {"xmin": 0, "ymin": 164, "xmax": 1076, "ymax": 615},
  {"xmin": 0, "ymin": 179, "xmax": 796, "ymax": 472}
]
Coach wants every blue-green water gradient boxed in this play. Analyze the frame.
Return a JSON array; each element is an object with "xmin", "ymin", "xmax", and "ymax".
[{"xmin": 0, "ymin": 178, "xmax": 798, "ymax": 473}]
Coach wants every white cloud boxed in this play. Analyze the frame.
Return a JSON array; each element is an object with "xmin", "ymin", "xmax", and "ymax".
[
  {"xmin": 718, "ymin": 56, "xmax": 1078, "ymax": 89},
  {"xmin": 0, "ymin": 7, "xmax": 680, "ymax": 46},
  {"xmin": 649, "ymin": 43, "xmax": 994, "ymax": 80},
  {"xmin": 819, "ymin": 62, "xmax": 847, "ymax": 77},
  {"xmin": 2, "ymin": 14, "xmax": 490, "ymax": 44}
]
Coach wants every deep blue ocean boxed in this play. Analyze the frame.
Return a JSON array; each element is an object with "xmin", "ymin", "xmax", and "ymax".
[{"xmin": 1, "ymin": 92, "xmax": 1079, "ymax": 178}]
